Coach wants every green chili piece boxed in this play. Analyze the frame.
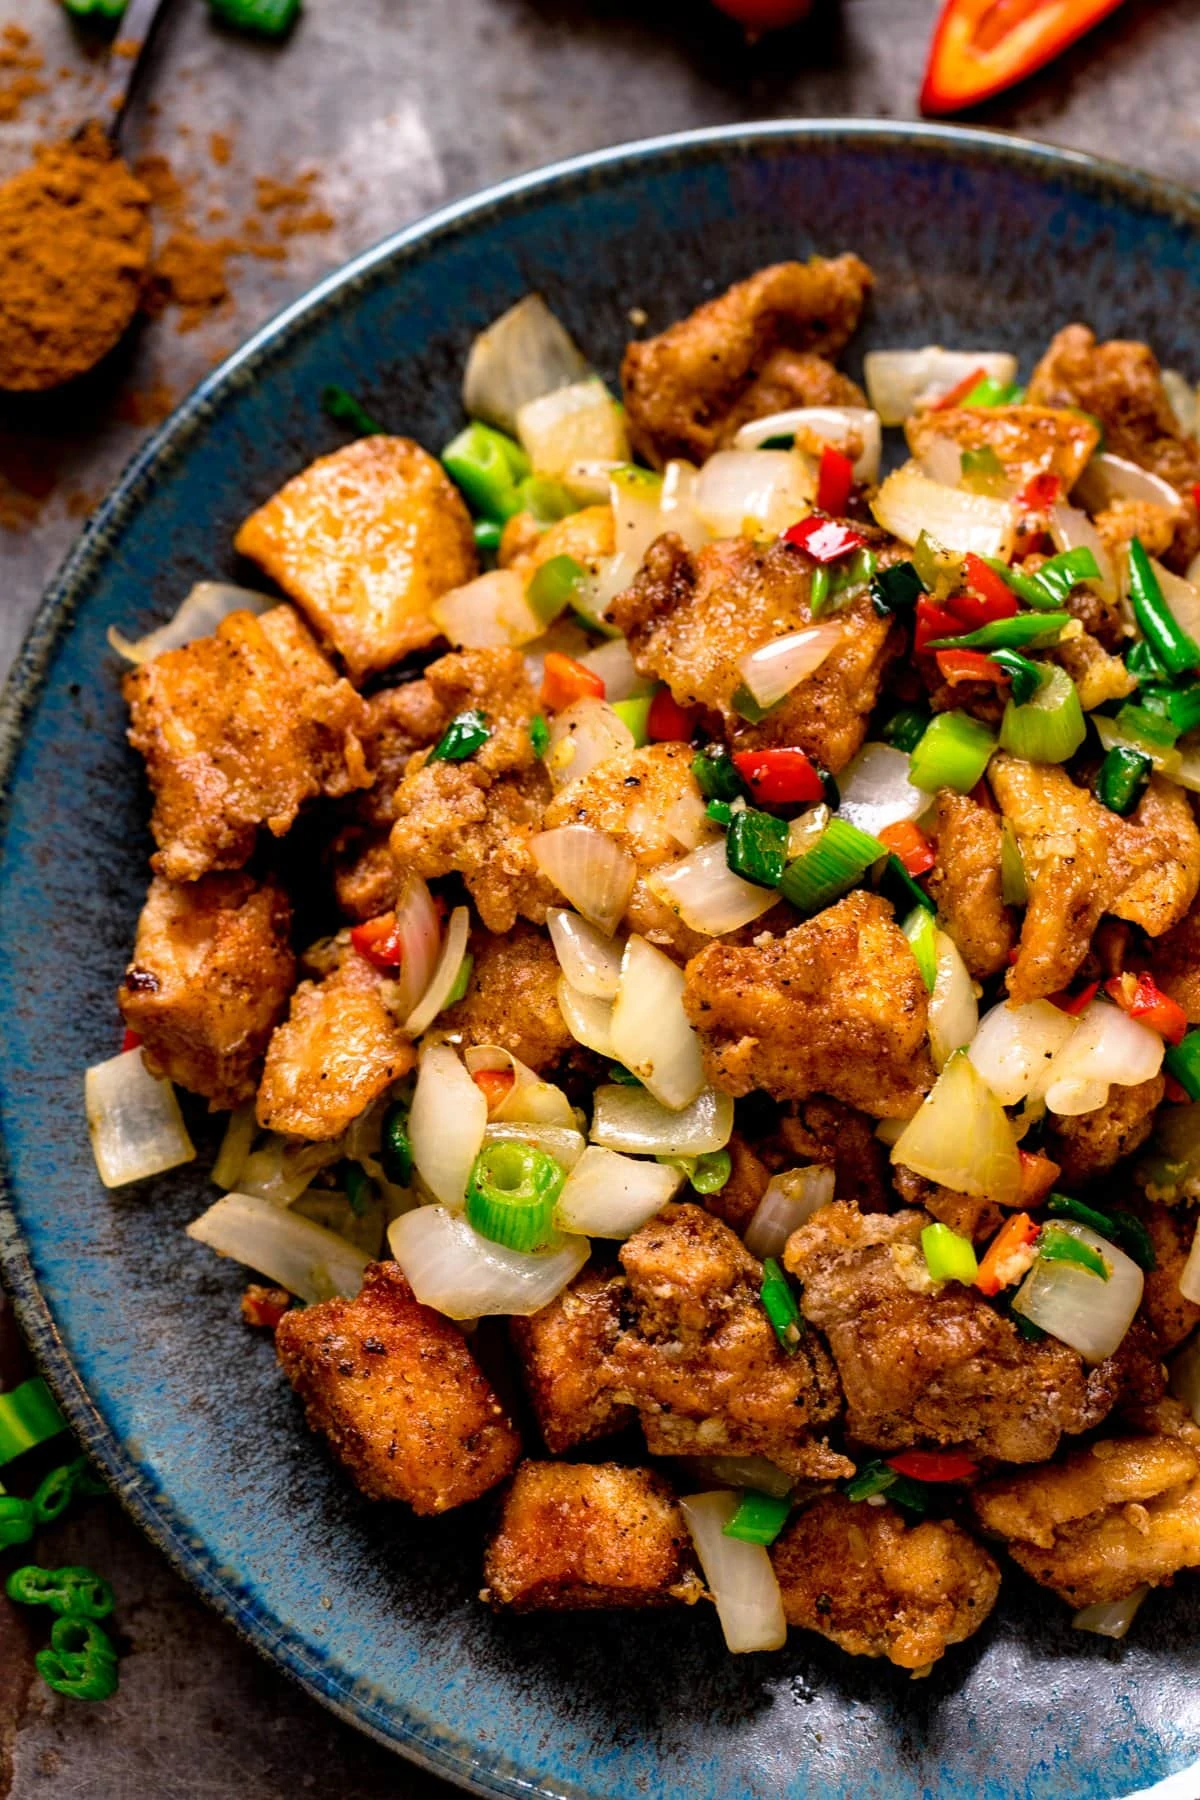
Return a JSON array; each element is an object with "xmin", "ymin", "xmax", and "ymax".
[
  {"xmin": 442, "ymin": 422, "xmax": 529, "ymax": 521},
  {"xmin": 32, "ymin": 1458, "xmax": 104, "ymax": 1528},
  {"xmin": 1128, "ymin": 537, "xmax": 1200, "ymax": 678},
  {"xmin": 207, "ymin": 0, "xmax": 302, "ymax": 34},
  {"xmin": 320, "ymin": 384, "xmax": 384, "ymax": 436},
  {"xmin": 612, "ymin": 695, "xmax": 653, "ymax": 746},
  {"xmin": 725, "ymin": 808, "xmax": 789, "ymax": 890},
  {"xmin": 928, "ymin": 610, "xmax": 1071, "ymax": 653},
  {"xmin": 844, "ymin": 1459, "xmax": 898, "ymax": 1502},
  {"xmin": 519, "ymin": 475, "xmax": 579, "ymax": 523},
  {"xmin": 962, "ymin": 376, "xmax": 1025, "ymax": 407},
  {"xmin": 1038, "ymin": 1225, "xmax": 1110, "ymax": 1281},
  {"xmin": 688, "ymin": 1149, "xmax": 732, "ymax": 1195},
  {"xmin": 428, "ymin": 708, "xmax": 490, "ymax": 764},
  {"xmin": 465, "ymin": 1140, "xmax": 565, "ymax": 1253},
  {"xmin": 706, "ymin": 799, "xmax": 733, "ymax": 826},
  {"xmin": 527, "ymin": 554, "xmax": 586, "ymax": 627},
  {"xmin": 885, "ymin": 1474, "xmax": 931, "ymax": 1516},
  {"xmin": 722, "ymin": 1490, "xmax": 792, "ymax": 1546},
  {"xmin": 1096, "ymin": 745, "xmax": 1153, "ymax": 817},
  {"xmin": 0, "ymin": 1497, "xmax": 35, "ymax": 1550},
  {"xmin": 35, "ymin": 1617, "xmax": 118, "ymax": 1704},
  {"xmin": 1165, "ymin": 1029, "xmax": 1200, "ymax": 1101},
  {"xmin": 809, "ymin": 565, "xmax": 831, "ymax": 617},
  {"xmin": 380, "ymin": 1100, "xmax": 413, "ymax": 1187},
  {"xmin": 691, "ymin": 747, "xmax": 747, "ymax": 804},
  {"xmin": 989, "ymin": 648, "xmax": 1044, "ymax": 705},
  {"xmin": 870, "ymin": 560, "xmax": 926, "ymax": 618},
  {"xmin": 473, "ymin": 518, "xmax": 503, "ymax": 553},
  {"xmin": 760, "ymin": 1258, "xmax": 804, "ymax": 1353},
  {"xmin": 880, "ymin": 705, "xmax": 931, "ymax": 753},
  {"xmin": 6, "ymin": 1564, "xmax": 115, "ymax": 1620},
  {"xmin": 529, "ymin": 713, "xmax": 550, "ymax": 758},
  {"xmin": 878, "ymin": 852, "xmax": 937, "ymax": 917},
  {"xmin": 1045, "ymin": 1194, "xmax": 1155, "ymax": 1271}
]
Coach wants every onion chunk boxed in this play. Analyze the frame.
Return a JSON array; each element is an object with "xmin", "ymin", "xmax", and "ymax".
[
  {"xmin": 554, "ymin": 1146, "xmax": 683, "ymax": 1238},
  {"xmin": 85, "ymin": 1049, "xmax": 195, "ymax": 1188},
  {"xmin": 388, "ymin": 1204, "xmax": 588, "ymax": 1318},
  {"xmin": 679, "ymin": 1492, "xmax": 787, "ymax": 1653},
  {"xmin": 590, "ymin": 1082, "xmax": 734, "ymax": 1157},
  {"xmin": 187, "ymin": 1191, "xmax": 368, "ymax": 1304}
]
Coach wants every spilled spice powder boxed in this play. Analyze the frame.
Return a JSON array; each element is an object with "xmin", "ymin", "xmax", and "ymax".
[
  {"xmin": 0, "ymin": 23, "xmax": 47, "ymax": 123},
  {"xmin": 116, "ymin": 379, "xmax": 177, "ymax": 427}
]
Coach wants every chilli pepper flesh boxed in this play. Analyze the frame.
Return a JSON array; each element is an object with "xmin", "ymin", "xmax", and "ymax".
[{"xmin": 921, "ymin": 0, "xmax": 1128, "ymax": 117}]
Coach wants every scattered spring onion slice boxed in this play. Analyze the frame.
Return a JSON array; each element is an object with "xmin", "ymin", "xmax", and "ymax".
[
  {"xmin": 404, "ymin": 904, "xmax": 471, "ymax": 1036},
  {"xmin": 429, "ymin": 709, "xmax": 491, "ymax": 765},
  {"xmin": 610, "ymin": 935, "xmax": 706, "ymax": 1110},
  {"xmin": 722, "ymin": 1491, "xmax": 792, "ymax": 1547},
  {"xmin": 778, "ymin": 818, "xmax": 887, "ymax": 914},
  {"xmin": 908, "ymin": 710, "xmax": 996, "ymax": 794},
  {"xmin": 736, "ymin": 622, "xmax": 845, "ymax": 711},
  {"xmin": 0, "ymin": 1380, "xmax": 66, "ymax": 1467},
  {"xmin": 680, "ymin": 1491, "xmax": 788, "ymax": 1653},
  {"xmin": 590, "ymin": 1082, "xmax": 734, "ymax": 1157},
  {"xmin": 409, "ymin": 1042, "xmax": 488, "ymax": 1208},
  {"xmin": 999, "ymin": 664, "xmax": 1086, "ymax": 763},
  {"xmin": 107, "ymin": 582, "xmax": 275, "ymax": 665},
  {"xmin": 760, "ymin": 1258, "xmax": 803, "ymax": 1353},
  {"xmin": 464, "ymin": 1139, "xmax": 565, "ymax": 1252},
  {"xmin": 531, "ymin": 825, "xmax": 635, "ymax": 935},
  {"xmin": 321, "ymin": 384, "xmax": 384, "ymax": 435},
  {"xmin": 1012, "ymin": 1221, "xmax": 1142, "ymax": 1362},
  {"xmin": 892, "ymin": 1050, "xmax": 1022, "ymax": 1206},
  {"xmin": 85, "ymin": 1049, "xmax": 195, "ymax": 1189},
  {"xmin": 921, "ymin": 1222, "xmax": 979, "ymax": 1285},
  {"xmin": 186, "ymin": 1192, "xmax": 369, "ymax": 1304},
  {"xmin": 553, "ymin": 1145, "xmax": 683, "ymax": 1238},
  {"xmin": 462, "ymin": 294, "xmax": 591, "ymax": 437},
  {"xmin": 744, "ymin": 1166, "xmax": 835, "ymax": 1260},
  {"xmin": 389, "ymin": 1205, "xmax": 589, "ymax": 1318},
  {"xmin": 1129, "ymin": 536, "xmax": 1200, "ymax": 678}
]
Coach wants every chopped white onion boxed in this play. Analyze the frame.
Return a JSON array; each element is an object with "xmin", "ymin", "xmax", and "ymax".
[
  {"xmin": 387, "ymin": 1204, "xmax": 589, "ymax": 1318},
  {"xmin": 744, "ymin": 1166, "xmax": 835, "ymax": 1260},
  {"xmin": 610, "ymin": 934, "xmax": 705, "ymax": 1110},
  {"xmin": 679, "ymin": 1491, "xmax": 788, "ymax": 1653},
  {"xmin": 733, "ymin": 406, "xmax": 882, "ymax": 484},
  {"xmin": 646, "ymin": 839, "xmax": 777, "ymax": 936},
  {"xmin": 545, "ymin": 698, "xmax": 635, "ymax": 792},
  {"xmin": 1163, "ymin": 369, "xmax": 1199, "ymax": 438},
  {"xmin": 737, "ymin": 621, "xmax": 845, "ymax": 710},
  {"xmin": 432, "ymin": 568, "xmax": 542, "ymax": 649},
  {"xmin": 1168, "ymin": 1329, "xmax": 1200, "ymax": 1419},
  {"xmin": 968, "ymin": 999, "xmax": 1076, "ymax": 1106},
  {"xmin": 212, "ymin": 1103, "xmax": 256, "ymax": 1190},
  {"xmin": 388, "ymin": 875, "xmax": 443, "ymax": 1021},
  {"xmin": 863, "ymin": 348, "xmax": 1018, "ymax": 426},
  {"xmin": 786, "ymin": 804, "xmax": 830, "ymax": 860},
  {"xmin": 462, "ymin": 1045, "xmax": 577, "ymax": 1127},
  {"xmin": 186, "ymin": 1191, "xmax": 368, "ymax": 1303},
  {"xmin": 1178, "ymin": 1223, "xmax": 1200, "ymax": 1306},
  {"xmin": 1012, "ymin": 1221, "xmax": 1143, "ymax": 1362},
  {"xmin": 531, "ymin": 825, "xmax": 635, "ymax": 935},
  {"xmin": 403, "ymin": 904, "xmax": 471, "ymax": 1037},
  {"xmin": 554, "ymin": 1144, "xmax": 683, "ymax": 1238},
  {"xmin": 236, "ymin": 1133, "xmax": 340, "ymax": 1206},
  {"xmin": 557, "ymin": 976, "xmax": 617, "ymax": 1059},
  {"xmin": 891, "ymin": 1050, "xmax": 1021, "ymax": 1206},
  {"xmin": 563, "ymin": 458, "xmax": 624, "ymax": 503},
  {"xmin": 578, "ymin": 636, "xmax": 655, "ymax": 703},
  {"xmin": 1151, "ymin": 558, "xmax": 1200, "ymax": 645},
  {"xmin": 409, "ymin": 1041, "xmax": 487, "ymax": 1208},
  {"xmin": 1074, "ymin": 452, "xmax": 1183, "ymax": 515},
  {"xmin": 871, "ymin": 462, "xmax": 1016, "ymax": 560},
  {"xmin": 585, "ymin": 467, "xmax": 667, "ymax": 617},
  {"xmin": 659, "ymin": 458, "xmax": 711, "ymax": 551},
  {"xmin": 692, "ymin": 449, "xmax": 812, "ymax": 539},
  {"xmin": 107, "ymin": 582, "xmax": 274, "ymax": 665},
  {"xmin": 547, "ymin": 907, "xmax": 624, "ymax": 998},
  {"xmin": 462, "ymin": 293, "xmax": 591, "ymax": 436},
  {"xmin": 1072, "ymin": 1588, "xmax": 1149, "ymax": 1640},
  {"xmin": 836, "ymin": 743, "xmax": 929, "ymax": 837},
  {"xmin": 484, "ymin": 1119, "xmax": 586, "ymax": 1172},
  {"xmin": 1049, "ymin": 503, "xmax": 1118, "ymax": 605},
  {"xmin": 590, "ymin": 1082, "xmax": 734, "ymax": 1156},
  {"xmin": 293, "ymin": 1189, "xmax": 386, "ymax": 1259},
  {"xmin": 1042, "ymin": 999, "xmax": 1164, "ymax": 1118},
  {"xmin": 516, "ymin": 377, "xmax": 629, "ymax": 480},
  {"xmin": 85, "ymin": 1049, "xmax": 196, "ymax": 1188},
  {"xmin": 928, "ymin": 930, "xmax": 978, "ymax": 1072},
  {"xmin": 661, "ymin": 784, "xmax": 711, "ymax": 853},
  {"xmin": 914, "ymin": 431, "xmax": 972, "ymax": 490}
]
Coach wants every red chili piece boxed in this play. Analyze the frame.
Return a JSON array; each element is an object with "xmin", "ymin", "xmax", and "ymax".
[
  {"xmin": 960, "ymin": 552, "xmax": 1020, "ymax": 620},
  {"xmin": 1105, "ymin": 971, "xmax": 1188, "ymax": 1046},
  {"xmin": 920, "ymin": 0, "xmax": 1127, "ymax": 117},
  {"xmin": 731, "ymin": 747, "xmax": 826, "ymax": 806},
  {"xmin": 886, "ymin": 1449, "xmax": 979, "ymax": 1483},
  {"xmin": 120, "ymin": 1028, "xmax": 142, "ymax": 1054},
  {"xmin": 783, "ymin": 515, "xmax": 867, "ymax": 564},
  {"xmin": 647, "ymin": 687, "xmax": 697, "ymax": 742},
  {"xmin": 877, "ymin": 820, "xmax": 936, "ymax": 878},
  {"xmin": 815, "ymin": 444, "xmax": 855, "ymax": 516},
  {"xmin": 936, "ymin": 648, "xmax": 1007, "ymax": 686},
  {"xmin": 914, "ymin": 596, "xmax": 964, "ymax": 654},
  {"xmin": 1017, "ymin": 471, "xmax": 1062, "ymax": 514},
  {"xmin": 350, "ymin": 912, "xmax": 405, "ymax": 971},
  {"xmin": 930, "ymin": 365, "xmax": 988, "ymax": 410},
  {"xmin": 1049, "ymin": 978, "xmax": 1100, "ymax": 1016}
]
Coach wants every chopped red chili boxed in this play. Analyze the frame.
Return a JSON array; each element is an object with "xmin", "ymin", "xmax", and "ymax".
[
  {"xmin": 120, "ymin": 1028, "xmax": 142, "ymax": 1054},
  {"xmin": 961, "ymin": 552, "xmax": 1020, "ymax": 619},
  {"xmin": 1017, "ymin": 471, "xmax": 1062, "ymax": 514},
  {"xmin": 914, "ymin": 596, "xmax": 964, "ymax": 654},
  {"xmin": 1018, "ymin": 1148, "xmax": 1061, "ymax": 1207},
  {"xmin": 646, "ymin": 687, "xmax": 697, "ymax": 742},
  {"xmin": 541, "ymin": 651, "xmax": 605, "ymax": 711},
  {"xmin": 878, "ymin": 820, "xmax": 936, "ymax": 878},
  {"xmin": 350, "ymin": 911, "xmax": 404, "ymax": 970},
  {"xmin": 1106, "ymin": 970, "xmax": 1188, "ymax": 1046},
  {"xmin": 815, "ymin": 443, "xmax": 855, "ymax": 516},
  {"xmin": 930, "ymin": 365, "xmax": 988, "ymax": 411},
  {"xmin": 731, "ymin": 747, "xmax": 826, "ymax": 806},
  {"xmin": 935, "ymin": 647, "xmax": 1007, "ymax": 686},
  {"xmin": 783, "ymin": 515, "xmax": 867, "ymax": 564},
  {"xmin": 885, "ymin": 1449, "xmax": 978, "ymax": 1483},
  {"xmin": 1049, "ymin": 978, "xmax": 1100, "ymax": 1016}
]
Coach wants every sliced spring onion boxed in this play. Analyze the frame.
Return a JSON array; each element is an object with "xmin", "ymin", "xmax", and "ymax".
[
  {"xmin": 527, "ymin": 554, "xmax": 587, "ymax": 627},
  {"xmin": 744, "ymin": 1166, "xmax": 836, "ymax": 1260},
  {"xmin": 462, "ymin": 293, "xmax": 591, "ymax": 436},
  {"xmin": 428, "ymin": 709, "xmax": 491, "ymax": 765},
  {"xmin": 761, "ymin": 1257, "xmax": 804, "ymax": 1353},
  {"xmin": 736, "ymin": 622, "xmax": 845, "ymax": 711},
  {"xmin": 722, "ymin": 1491, "xmax": 793, "ymax": 1547},
  {"xmin": 516, "ymin": 377, "xmax": 628, "ymax": 480},
  {"xmin": 692, "ymin": 747, "xmax": 747, "ymax": 804},
  {"xmin": 1096, "ymin": 745, "xmax": 1154, "ymax": 816},
  {"xmin": 871, "ymin": 463, "xmax": 1016, "ymax": 560},
  {"xmin": 85, "ymin": 1049, "xmax": 195, "ymax": 1189},
  {"xmin": 611, "ymin": 695, "xmax": 652, "ymax": 745},
  {"xmin": 0, "ymin": 1380, "xmax": 66, "ymax": 1467},
  {"xmin": 531, "ymin": 825, "xmax": 636, "ymax": 935},
  {"xmin": 388, "ymin": 1204, "xmax": 588, "ymax": 1319},
  {"xmin": 557, "ymin": 977, "xmax": 618, "ymax": 1060},
  {"xmin": 1128, "ymin": 537, "xmax": 1200, "ymax": 678},
  {"xmin": 726, "ymin": 808, "xmax": 789, "ymax": 890},
  {"xmin": 186, "ymin": 1192, "xmax": 369, "ymax": 1304},
  {"xmin": 881, "ymin": 705, "xmax": 931, "ymax": 753},
  {"xmin": 404, "ymin": 904, "xmax": 471, "ymax": 1035},
  {"xmin": 862, "ymin": 347, "xmax": 1018, "ymax": 426},
  {"xmin": 1072, "ymin": 1589, "xmax": 1150, "ymax": 1641},
  {"xmin": 1038, "ymin": 1223, "xmax": 1109, "ymax": 1281},
  {"xmin": 647, "ymin": 839, "xmax": 778, "ymax": 936},
  {"xmin": 464, "ymin": 1139, "xmax": 565, "ymax": 1252},
  {"xmin": 1012, "ymin": 1221, "xmax": 1143, "ymax": 1362},
  {"xmin": 554, "ymin": 1144, "xmax": 683, "ymax": 1238},
  {"xmin": 778, "ymin": 818, "xmax": 887, "ymax": 914},
  {"xmin": 609, "ymin": 935, "xmax": 705, "ymax": 1110},
  {"xmin": 547, "ymin": 907, "xmax": 624, "ymax": 998},
  {"xmin": 892, "ymin": 1050, "xmax": 1022, "ymax": 1207},
  {"xmin": 902, "ymin": 906, "xmax": 937, "ymax": 991},
  {"xmin": 1166, "ymin": 1029, "xmax": 1200, "ymax": 1104},
  {"xmin": 408, "ymin": 1042, "xmax": 488, "ymax": 1208},
  {"xmin": 107, "ymin": 581, "xmax": 275, "ymax": 665},
  {"xmin": 967, "ymin": 999, "xmax": 1075, "ymax": 1106},
  {"xmin": 590, "ymin": 1082, "xmax": 734, "ymax": 1157},
  {"xmin": 921, "ymin": 1222, "xmax": 979, "ymax": 1285},
  {"xmin": 928, "ymin": 928, "xmax": 978, "ymax": 1070},
  {"xmin": 544, "ymin": 698, "xmax": 635, "ymax": 792},
  {"xmin": 680, "ymin": 1491, "xmax": 788, "ymax": 1653},
  {"xmin": 908, "ymin": 711, "xmax": 996, "ymax": 794}
]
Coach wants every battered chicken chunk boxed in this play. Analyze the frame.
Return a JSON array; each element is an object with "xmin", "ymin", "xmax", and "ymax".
[
  {"xmin": 1049, "ymin": 629, "xmax": 1137, "ymax": 713},
  {"xmin": 972, "ymin": 1435, "xmax": 1200, "ymax": 1606},
  {"xmin": 256, "ymin": 942, "xmax": 414, "ymax": 1140},
  {"xmin": 990, "ymin": 755, "xmax": 1200, "ymax": 1004},
  {"xmin": 702, "ymin": 1132, "xmax": 773, "ymax": 1233},
  {"xmin": 482, "ymin": 1462, "xmax": 703, "ymax": 1611},
  {"xmin": 442, "ymin": 922, "xmax": 572, "ymax": 1073},
  {"xmin": 1133, "ymin": 1200, "xmax": 1200, "ymax": 1352},
  {"xmin": 771, "ymin": 1494, "xmax": 1001, "ymax": 1671},
  {"xmin": 621, "ymin": 256, "xmax": 873, "ymax": 467},
  {"xmin": 777, "ymin": 1098, "xmax": 894, "ymax": 1212},
  {"xmin": 683, "ymin": 892, "xmax": 935, "ymax": 1118},
  {"xmin": 785, "ymin": 1202, "xmax": 1129, "ymax": 1463},
  {"xmin": 1028, "ymin": 324, "xmax": 1200, "ymax": 568},
  {"xmin": 329, "ymin": 680, "xmax": 447, "ymax": 921},
  {"xmin": 275, "ymin": 1261, "xmax": 520, "ymax": 1513},
  {"xmin": 925, "ymin": 789, "xmax": 1015, "ymax": 980},
  {"xmin": 118, "ymin": 872, "xmax": 295, "ymax": 1109},
  {"xmin": 610, "ymin": 534, "xmax": 899, "ymax": 775},
  {"xmin": 510, "ymin": 1267, "xmax": 635, "ymax": 1453},
  {"xmin": 124, "ymin": 605, "xmax": 370, "ymax": 883},
  {"xmin": 542, "ymin": 742, "xmax": 711, "ymax": 956},
  {"xmin": 1148, "ymin": 894, "xmax": 1200, "ymax": 1023},
  {"xmin": 1046, "ymin": 1075, "xmax": 1165, "ymax": 1186},
  {"xmin": 891, "ymin": 1166, "xmax": 1004, "ymax": 1246},
  {"xmin": 389, "ymin": 648, "xmax": 554, "ymax": 933},
  {"xmin": 234, "ymin": 437, "xmax": 477, "ymax": 681},
  {"xmin": 905, "ymin": 404, "xmax": 1100, "ymax": 494},
  {"xmin": 609, "ymin": 1204, "xmax": 849, "ymax": 1481}
]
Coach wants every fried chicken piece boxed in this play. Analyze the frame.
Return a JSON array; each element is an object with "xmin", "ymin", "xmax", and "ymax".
[
  {"xmin": 256, "ymin": 941, "xmax": 414, "ymax": 1140},
  {"xmin": 621, "ymin": 256, "xmax": 873, "ymax": 467},
  {"xmin": 905, "ymin": 404, "xmax": 1099, "ymax": 494},
  {"xmin": 972, "ymin": 1435, "xmax": 1200, "ymax": 1606},
  {"xmin": 609, "ymin": 1203, "xmax": 849, "ymax": 1481},
  {"xmin": 1049, "ymin": 629, "xmax": 1137, "ymax": 712},
  {"xmin": 610, "ymin": 534, "xmax": 899, "ymax": 776},
  {"xmin": 389, "ymin": 648, "xmax": 554, "ymax": 933},
  {"xmin": 510, "ymin": 1267, "xmax": 635, "ymax": 1453},
  {"xmin": 1132, "ymin": 1200, "xmax": 1200, "ymax": 1352},
  {"xmin": 328, "ymin": 679, "xmax": 447, "ymax": 922},
  {"xmin": 482, "ymin": 1462, "xmax": 702, "ymax": 1611},
  {"xmin": 702, "ymin": 1132, "xmax": 773, "ymax": 1233},
  {"xmin": 1148, "ymin": 893, "xmax": 1200, "ymax": 1023},
  {"xmin": 124, "ymin": 605, "xmax": 370, "ymax": 884},
  {"xmin": 331, "ymin": 832, "xmax": 401, "ymax": 923},
  {"xmin": 891, "ymin": 1165, "xmax": 1003, "ymax": 1245},
  {"xmin": 442, "ymin": 922, "xmax": 572, "ymax": 1073},
  {"xmin": 118, "ymin": 872, "xmax": 294, "ymax": 1109},
  {"xmin": 772, "ymin": 1494, "xmax": 1000, "ymax": 1670},
  {"xmin": 1094, "ymin": 496, "xmax": 1181, "ymax": 563},
  {"xmin": 1046, "ymin": 1076, "xmax": 1164, "ymax": 1185},
  {"xmin": 1027, "ymin": 324, "xmax": 1200, "ymax": 568},
  {"xmin": 785, "ymin": 1201, "xmax": 1132, "ymax": 1463},
  {"xmin": 925, "ymin": 789, "xmax": 1015, "ymax": 980},
  {"xmin": 500, "ymin": 503, "xmax": 615, "ymax": 585},
  {"xmin": 683, "ymin": 892, "xmax": 935, "ymax": 1118},
  {"xmin": 777, "ymin": 1099, "xmax": 894, "ymax": 1212},
  {"xmin": 990, "ymin": 755, "xmax": 1200, "ymax": 1004},
  {"xmin": 234, "ymin": 437, "xmax": 477, "ymax": 681},
  {"xmin": 275, "ymin": 1262, "xmax": 520, "ymax": 1513}
]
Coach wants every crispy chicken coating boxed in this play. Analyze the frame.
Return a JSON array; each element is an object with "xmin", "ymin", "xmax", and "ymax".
[
  {"xmin": 785, "ymin": 1202, "xmax": 1136, "ymax": 1463},
  {"xmin": 1132, "ymin": 1200, "xmax": 1200, "ymax": 1352},
  {"xmin": 124, "ymin": 605, "xmax": 370, "ymax": 884},
  {"xmin": 442, "ymin": 922, "xmax": 572, "ymax": 1073},
  {"xmin": 118, "ymin": 872, "xmax": 294, "ymax": 1109},
  {"xmin": 683, "ymin": 892, "xmax": 935, "ymax": 1118},
  {"xmin": 772, "ymin": 1494, "xmax": 1000, "ymax": 1670},
  {"xmin": 329, "ymin": 679, "xmax": 447, "ymax": 921},
  {"xmin": 906, "ymin": 403, "xmax": 1099, "ymax": 493},
  {"xmin": 621, "ymin": 256, "xmax": 873, "ymax": 467},
  {"xmin": 234, "ymin": 437, "xmax": 477, "ymax": 681},
  {"xmin": 610, "ymin": 534, "xmax": 900, "ymax": 776},
  {"xmin": 1148, "ymin": 893, "xmax": 1200, "ymax": 1023},
  {"xmin": 275, "ymin": 1262, "xmax": 520, "ymax": 1513},
  {"xmin": 990, "ymin": 755, "xmax": 1200, "ymax": 1004},
  {"xmin": 510, "ymin": 1267, "xmax": 635, "ymax": 1453},
  {"xmin": 925, "ymin": 789, "xmax": 1016, "ymax": 980},
  {"xmin": 1046, "ymin": 1076, "xmax": 1164, "ymax": 1186},
  {"xmin": 972, "ymin": 1435, "xmax": 1200, "ymax": 1606},
  {"xmin": 610, "ymin": 1203, "xmax": 849, "ymax": 1481},
  {"xmin": 482, "ymin": 1461, "xmax": 703, "ymax": 1611},
  {"xmin": 256, "ymin": 942, "xmax": 414, "ymax": 1140}
]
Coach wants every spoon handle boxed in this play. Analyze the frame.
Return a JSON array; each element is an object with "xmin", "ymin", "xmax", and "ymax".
[{"xmin": 94, "ymin": 0, "xmax": 175, "ymax": 145}]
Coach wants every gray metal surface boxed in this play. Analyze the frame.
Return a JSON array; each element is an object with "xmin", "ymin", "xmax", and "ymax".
[{"xmin": 0, "ymin": 0, "xmax": 1196, "ymax": 1793}]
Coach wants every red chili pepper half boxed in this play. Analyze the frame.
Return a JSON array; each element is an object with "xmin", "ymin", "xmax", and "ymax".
[
  {"xmin": 1106, "ymin": 971, "xmax": 1189, "ymax": 1046},
  {"xmin": 783, "ymin": 515, "xmax": 867, "ymax": 564},
  {"xmin": 914, "ymin": 596, "xmax": 965, "ymax": 654},
  {"xmin": 886, "ymin": 1449, "xmax": 979, "ymax": 1483},
  {"xmin": 647, "ymin": 687, "xmax": 697, "ymax": 742},
  {"xmin": 541, "ymin": 651, "xmax": 606, "ymax": 711},
  {"xmin": 350, "ymin": 911, "xmax": 405, "ymax": 971},
  {"xmin": 936, "ymin": 648, "xmax": 1007, "ymax": 687},
  {"xmin": 815, "ymin": 444, "xmax": 855, "ymax": 517},
  {"xmin": 960, "ymin": 552, "xmax": 1020, "ymax": 621},
  {"xmin": 731, "ymin": 747, "xmax": 826, "ymax": 806},
  {"xmin": 921, "ymin": 0, "xmax": 1128, "ymax": 117},
  {"xmin": 878, "ymin": 820, "xmax": 936, "ymax": 879},
  {"xmin": 1017, "ymin": 471, "xmax": 1062, "ymax": 514}
]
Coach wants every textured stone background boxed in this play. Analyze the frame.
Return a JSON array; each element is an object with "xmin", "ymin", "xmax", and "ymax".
[{"xmin": 1, "ymin": 0, "xmax": 1198, "ymax": 1794}]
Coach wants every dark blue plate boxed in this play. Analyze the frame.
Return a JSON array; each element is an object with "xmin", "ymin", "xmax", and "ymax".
[{"xmin": 2, "ymin": 122, "xmax": 1199, "ymax": 1800}]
